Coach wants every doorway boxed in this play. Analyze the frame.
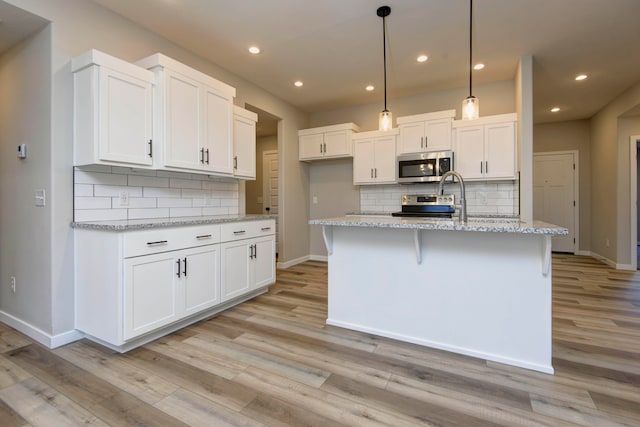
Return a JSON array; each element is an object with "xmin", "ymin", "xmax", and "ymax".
[
  {"xmin": 629, "ymin": 135, "xmax": 640, "ymax": 270},
  {"xmin": 244, "ymin": 105, "xmax": 280, "ymax": 258},
  {"xmin": 533, "ymin": 151, "xmax": 579, "ymax": 253}
]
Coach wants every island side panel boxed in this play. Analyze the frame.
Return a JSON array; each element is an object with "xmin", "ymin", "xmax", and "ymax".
[{"xmin": 326, "ymin": 226, "xmax": 553, "ymax": 374}]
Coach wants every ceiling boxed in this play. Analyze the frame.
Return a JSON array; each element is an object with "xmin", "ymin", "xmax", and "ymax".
[
  {"xmin": 2, "ymin": 0, "xmax": 640, "ymax": 126},
  {"xmin": 0, "ymin": 2, "xmax": 48, "ymax": 54}
]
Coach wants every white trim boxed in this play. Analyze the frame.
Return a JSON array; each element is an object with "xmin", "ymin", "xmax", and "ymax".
[
  {"xmin": 326, "ymin": 318, "xmax": 554, "ymax": 375},
  {"xmin": 310, "ymin": 255, "xmax": 328, "ymax": 262},
  {"xmin": 533, "ymin": 150, "xmax": 580, "ymax": 254},
  {"xmin": 629, "ymin": 136, "xmax": 640, "ymax": 270},
  {"xmin": 590, "ymin": 251, "xmax": 617, "ymax": 269},
  {"xmin": 575, "ymin": 250, "xmax": 591, "ymax": 257},
  {"xmin": 0, "ymin": 311, "xmax": 84, "ymax": 348},
  {"xmin": 277, "ymin": 255, "xmax": 310, "ymax": 269}
]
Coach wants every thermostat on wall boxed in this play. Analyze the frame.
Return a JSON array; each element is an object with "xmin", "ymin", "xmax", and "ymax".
[{"xmin": 17, "ymin": 144, "xmax": 27, "ymax": 159}]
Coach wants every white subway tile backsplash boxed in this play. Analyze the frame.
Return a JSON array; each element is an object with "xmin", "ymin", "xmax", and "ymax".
[
  {"xmin": 128, "ymin": 175, "xmax": 170, "ymax": 188},
  {"xmin": 95, "ymin": 185, "xmax": 143, "ymax": 198},
  {"xmin": 74, "ymin": 209, "xmax": 127, "ymax": 222},
  {"xmin": 74, "ymin": 184, "xmax": 94, "ymax": 197},
  {"xmin": 170, "ymin": 207, "xmax": 203, "ymax": 217},
  {"xmin": 75, "ymin": 170, "xmax": 127, "ymax": 186},
  {"xmin": 158, "ymin": 198, "xmax": 193, "ymax": 208},
  {"xmin": 169, "ymin": 178, "xmax": 202, "ymax": 189},
  {"xmin": 74, "ymin": 167, "xmax": 240, "ymax": 222},
  {"xmin": 143, "ymin": 187, "xmax": 182, "ymax": 198},
  {"xmin": 128, "ymin": 208, "xmax": 170, "ymax": 220},
  {"xmin": 74, "ymin": 197, "xmax": 111, "ymax": 209}
]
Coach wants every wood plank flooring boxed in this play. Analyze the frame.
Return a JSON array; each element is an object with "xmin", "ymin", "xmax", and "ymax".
[{"xmin": 0, "ymin": 254, "xmax": 639, "ymax": 426}]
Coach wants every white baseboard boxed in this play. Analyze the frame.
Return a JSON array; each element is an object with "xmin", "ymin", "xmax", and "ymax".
[
  {"xmin": 277, "ymin": 255, "xmax": 310, "ymax": 269},
  {"xmin": 575, "ymin": 250, "xmax": 591, "ymax": 256},
  {"xmin": 590, "ymin": 251, "xmax": 617, "ymax": 269},
  {"xmin": 0, "ymin": 310, "xmax": 83, "ymax": 349},
  {"xmin": 310, "ymin": 254, "xmax": 328, "ymax": 262}
]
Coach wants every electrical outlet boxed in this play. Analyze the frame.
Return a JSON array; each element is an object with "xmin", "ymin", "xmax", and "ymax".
[
  {"xmin": 479, "ymin": 192, "xmax": 488, "ymax": 205},
  {"xmin": 313, "ymin": 196, "xmax": 318, "ymax": 204},
  {"xmin": 119, "ymin": 191, "xmax": 129, "ymax": 206},
  {"xmin": 605, "ymin": 238, "xmax": 610, "ymax": 248},
  {"xmin": 10, "ymin": 276, "xmax": 16, "ymax": 293}
]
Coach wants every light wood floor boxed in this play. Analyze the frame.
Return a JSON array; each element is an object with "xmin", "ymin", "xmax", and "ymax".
[{"xmin": 0, "ymin": 254, "xmax": 639, "ymax": 426}]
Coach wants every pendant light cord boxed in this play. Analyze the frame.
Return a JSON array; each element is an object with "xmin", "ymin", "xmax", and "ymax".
[
  {"xmin": 383, "ymin": 13, "xmax": 388, "ymax": 110},
  {"xmin": 469, "ymin": 0, "xmax": 473, "ymax": 97}
]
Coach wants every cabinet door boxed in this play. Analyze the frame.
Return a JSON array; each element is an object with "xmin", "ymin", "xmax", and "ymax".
[
  {"xmin": 124, "ymin": 252, "xmax": 178, "ymax": 340},
  {"xmin": 233, "ymin": 114, "xmax": 256, "ymax": 179},
  {"xmin": 373, "ymin": 137, "xmax": 397, "ymax": 183},
  {"xmin": 353, "ymin": 139, "xmax": 375, "ymax": 184},
  {"xmin": 323, "ymin": 130, "xmax": 352, "ymax": 158},
  {"xmin": 398, "ymin": 122, "xmax": 426, "ymax": 154},
  {"xmin": 181, "ymin": 245, "xmax": 220, "ymax": 317},
  {"xmin": 484, "ymin": 122, "xmax": 516, "ymax": 179},
  {"xmin": 203, "ymin": 86, "xmax": 234, "ymax": 174},
  {"xmin": 99, "ymin": 67, "xmax": 153, "ymax": 165},
  {"xmin": 299, "ymin": 134, "xmax": 324, "ymax": 160},
  {"xmin": 220, "ymin": 240, "xmax": 252, "ymax": 302},
  {"xmin": 424, "ymin": 118, "xmax": 452, "ymax": 151},
  {"xmin": 454, "ymin": 126, "xmax": 484, "ymax": 179},
  {"xmin": 253, "ymin": 236, "xmax": 276, "ymax": 289},
  {"xmin": 164, "ymin": 70, "xmax": 202, "ymax": 170}
]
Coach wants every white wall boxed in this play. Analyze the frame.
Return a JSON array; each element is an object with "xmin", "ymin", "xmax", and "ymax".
[
  {"xmin": 516, "ymin": 56, "xmax": 534, "ymax": 221},
  {"xmin": 3, "ymin": 0, "xmax": 311, "ymax": 345},
  {"xmin": 0, "ymin": 26, "xmax": 53, "ymax": 334}
]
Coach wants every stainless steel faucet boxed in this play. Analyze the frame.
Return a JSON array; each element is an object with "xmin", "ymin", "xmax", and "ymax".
[{"xmin": 438, "ymin": 170, "xmax": 467, "ymax": 223}]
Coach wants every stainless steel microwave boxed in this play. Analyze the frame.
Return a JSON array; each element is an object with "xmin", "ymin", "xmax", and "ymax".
[{"xmin": 397, "ymin": 151, "xmax": 453, "ymax": 183}]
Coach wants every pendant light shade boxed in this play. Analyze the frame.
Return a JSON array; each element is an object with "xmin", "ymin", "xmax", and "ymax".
[
  {"xmin": 462, "ymin": 0, "xmax": 479, "ymax": 120},
  {"xmin": 377, "ymin": 6, "xmax": 392, "ymax": 131}
]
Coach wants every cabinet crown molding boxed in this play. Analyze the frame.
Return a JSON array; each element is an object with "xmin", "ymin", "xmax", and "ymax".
[
  {"xmin": 298, "ymin": 122, "xmax": 360, "ymax": 136},
  {"xmin": 397, "ymin": 109, "xmax": 456, "ymax": 124},
  {"xmin": 71, "ymin": 49, "xmax": 154, "ymax": 83},
  {"xmin": 452, "ymin": 113, "xmax": 517, "ymax": 128},
  {"xmin": 352, "ymin": 129, "xmax": 399, "ymax": 139},
  {"xmin": 233, "ymin": 105, "xmax": 258, "ymax": 122}
]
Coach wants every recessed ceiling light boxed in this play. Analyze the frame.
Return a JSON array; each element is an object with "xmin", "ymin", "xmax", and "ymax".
[
  {"xmin": 417, "ymin": 55, "xmax": 428, "ymax": 63},
  {"xmin": 366, "ymin": 85, "xmax": 375, "ymax": 91},
  {"xmin": 551, "ymin": 107, "xmax": 560, "ymax": 113},
  {"xmin": 294, "ymin": 81, "xmax": 303, "ymax": 87},
  {"xmin": 248, "ymin": 46, "xmax": 260, "ymax": 54},
  {"xmin": 575, "ymin": 74, "xmax": 588, "ymax": 81},
  {"xmin": 473, "ymin": 63, "xmax": 485, "ymax": 70}
]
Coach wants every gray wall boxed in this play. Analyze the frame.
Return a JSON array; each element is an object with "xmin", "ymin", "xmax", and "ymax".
[
  {"xmin": 0, "ymin": 26, "xmax": 53, "ymax": 334},
  {"xmin": 533, "ymin": 120, "xmax": 591, "ymax": 252},
  {"xmin": 3, "ymin": 0, "xmax": 310, "ymax": 342}
]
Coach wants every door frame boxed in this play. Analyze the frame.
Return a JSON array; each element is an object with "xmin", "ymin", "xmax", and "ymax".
[
  {"xmin": 629, "ymin": 135, "xmax": 640, "ymax": 270},
  {"xmin": 533, "ymin": 150, "xmax": 580, "ymax": 254},
  {"xmin": 262, "ymin": 150, "xmax": 278, "ymax": 214}
]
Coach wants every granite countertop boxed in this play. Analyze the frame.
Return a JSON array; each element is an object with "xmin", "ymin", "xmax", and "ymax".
[
  {"xmin": 309, "ymin": 215, "xmax": 568, "ymax": 235},
  {"xmin": 72, "ymin": 214, "xmax": 274, "ymax": 231}
]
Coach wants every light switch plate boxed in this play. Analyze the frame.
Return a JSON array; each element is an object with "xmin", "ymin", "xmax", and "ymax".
[{"xmin": 35, "ymin": 189, "xmax": 45, "ymax": 207}]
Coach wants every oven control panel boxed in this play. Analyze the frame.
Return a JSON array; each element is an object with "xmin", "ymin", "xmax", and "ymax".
[{"xmin": 401, "ymin": 194, "xmax": 455, "ymax": 207}]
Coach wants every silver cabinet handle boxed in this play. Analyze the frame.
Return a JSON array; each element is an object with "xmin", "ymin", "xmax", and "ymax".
[
  {"xmin": 320, "ymin": 143, "xmax": 323, "ymax": 153},
  {"xmin": 146, "ymin": 240, "xmax": 168, "ymax": 246},
  {"xmin": 234, "ymin": 156, "xmax": 238, "ymax": 169},
  {"xmin": 233, "ymin": 230, "xmax": 246, "ymax": 235},
  {"xmin": 183, "ymin": 256, "xmax": 187, "ymax": 276},
  {"xmin": 485, "ymin": 161, "xmax": 488, "ymax": 174},
  {"xmin": 205, "ymin": 148, "xmax": 210, "ymax": 164},
  {"xmin": 420, "ymin": 137, "xmax": 423, "ymax": 148},
  {"xmin": 371, "ymin": 168, "xmax": 374, "ymax": 178},
  {"xmin": 261, "ymin": 227, "xmax": 271, "ymax": 231},
  {"xmin": 375, "ymin": 168, "xmax": 377, "ymax": 178},
  {"xmin": 200, "ymin": 148, "xmax": 205, "ymax": 163},
  {"xmin": 196, "ymin": 234, "xmax": 212, "ymax": 239},
  {"xmin": 176, "ymin": 259, "xmax": 181, "ymax": 278},
  {"xmin": 148, "ymin": 139, "xmax": 153, "ymax": 158},
  {"xmin": 425, "ymin": 136, "xmax": 427, "ymax": 148},
  {"xmin": 323, "ymin": 143, "xmax": 327, "ymax": 153},
  {"xmin": 480, "ymin": 162, "xmax": 483, "ymax": 173}
]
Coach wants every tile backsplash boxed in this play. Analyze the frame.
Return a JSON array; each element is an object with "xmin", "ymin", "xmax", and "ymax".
[
  {"xmin": 360, "ymin": 180, "xmax": 519, "ymax": 216},
  {"xmin": 74, "ymin": 165, "xmax": 239, "ymax": 222}
]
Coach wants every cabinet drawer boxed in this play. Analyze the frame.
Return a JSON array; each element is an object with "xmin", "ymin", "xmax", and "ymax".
[
  {"xmin": 124, "ymin": 224, "xmax": 221, "ymax": 258},
  {"xmin": 221, "ymin": 220, "xmax": 275, "ymax": 242}
]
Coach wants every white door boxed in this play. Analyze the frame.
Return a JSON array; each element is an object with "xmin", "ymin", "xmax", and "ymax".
[
  {"xmin": 182, "ymin": 245, "xmax": 220, "ymax": 316},
  {"xmin": 253, "ymin": 236, "xmax": 276, "ymax": 289},
  {"xmin": 533, "ymin": 152, "xmax": 576, "ymax": 253},
  {"xmin": 164, "ymin": 70, "xmax": 201, "ymax": 170},
  {"xmin": 485, "ymin": 122, "xmax": 516, "ymax": 179},
  {"xmin": 323, "ymin": 130, "xmax": 351, "ymax": 157},
  {"xmin": 203, "ymin": 85, "xmax": 233, "ymax": 174},
  {"xmin": 220, "ymin": 240, "xmax": 251, "ymax": 302},
  {"xmin": 424, "ymin": 118, "xmax": 452, "ymax": 151},
  {"xmin": 373, "ymin": 137, "xmax": 397, "ymax": 183},
  {"xmin": 353, "ymin": 138, "xmax": 375, "ymax": 184},
  {"xmin": 454, "ymin": 126, "xmax": 484, "ymax": 179},
  {"xmin": 398, "ymin": 122, "xmax": 426, "ymax": 154},
  {"xmin": 233, "ymin": 114, "xmax": 256, "ymax": 179}
]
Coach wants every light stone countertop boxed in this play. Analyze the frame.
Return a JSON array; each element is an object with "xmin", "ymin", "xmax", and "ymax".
[
  {"xmin": 71, "ymin": 214, "xmax": 274, "ymax": 231},
  {"xmin": 309, "ymin": 215, "xmax": 568, "ymax": 235}
]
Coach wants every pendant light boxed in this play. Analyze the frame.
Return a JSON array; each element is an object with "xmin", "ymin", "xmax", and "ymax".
[
  {"xmin": 377, "ymin": 5, "xmax": 392, "ymax": 131},
  {"xmin": 462, "ymin": 0, "xmax": 479, "ymax": 120}
]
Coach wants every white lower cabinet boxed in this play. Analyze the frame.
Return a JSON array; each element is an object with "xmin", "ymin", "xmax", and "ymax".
[
  {"xmin": 75, "ymin": 219, "xmax": 274, "ymax": 351},
  {"xmin": 221, "ymin": 223, "xmax": 276, "ymax": 302}
]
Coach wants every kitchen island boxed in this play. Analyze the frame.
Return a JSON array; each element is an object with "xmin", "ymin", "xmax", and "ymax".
[{"xmin": 310, "ymin": 215, "xmax": 567, "ymax": 374}]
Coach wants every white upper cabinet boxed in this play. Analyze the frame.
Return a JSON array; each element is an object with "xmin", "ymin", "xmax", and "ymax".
[
  {"xmin": 397, "ymin": 110, "xmax": 456, "ymax": 154},
  {"xmin": 453, "ymin": 114, "xmax": 518, "ymax": 181},
  {"xmin": 136, "ymin": 53, "xmax": 236, "ymax": 176},
  {"xmin": 72, "ymin": 50, "xmax": 155, "ymax": 167},
  {"xmin": 299, "ymin": 123, "xmax": 360, "ymax": 161},
  {"xmin": 353, "ymin": 130, "xmax": 398, "ymax": 185},
  {"xmin": 233, "ymin": 106, "xmax": 258, "ymax": 179}
]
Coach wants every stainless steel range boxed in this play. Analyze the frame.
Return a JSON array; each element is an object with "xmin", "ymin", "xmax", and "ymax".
[{"xmin": 391, "ymin": 194, "xmax": 455, "ymax": 218}]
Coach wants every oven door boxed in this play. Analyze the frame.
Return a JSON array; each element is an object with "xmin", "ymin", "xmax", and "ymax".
[{"xmin": 397, "ymin": 154, "xmax": 438, "ymax": 183}]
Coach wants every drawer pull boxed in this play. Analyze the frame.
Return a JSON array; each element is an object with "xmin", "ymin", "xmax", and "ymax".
[
  {"xmin": 261, "ymin": 227, "xmax": 271, "ymax": 231},
  {"xmin": 196, "ymin": 234, "xmax": 212, "ymax": 239},
  {"xmin": 176, "ymin": 259, "xmax": 181, "ymax": 278},
  {"xmin": 233, "ymin": 230, "xmax": 246, "ymax": 235},
  {"xmin": 146, "ymin": 240, "xmax": 168, "ymax": 246}
]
